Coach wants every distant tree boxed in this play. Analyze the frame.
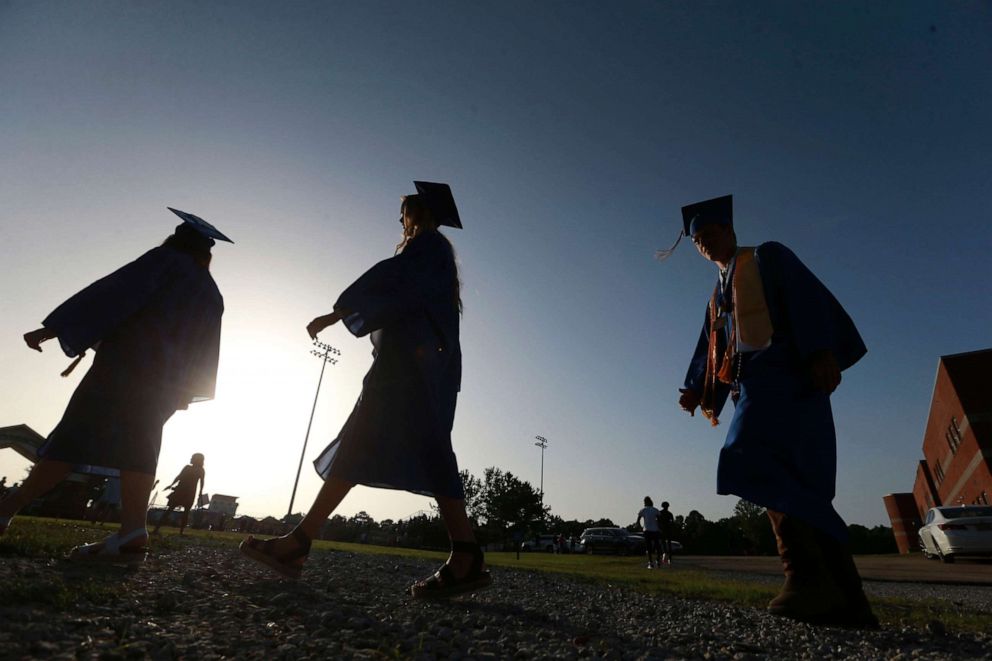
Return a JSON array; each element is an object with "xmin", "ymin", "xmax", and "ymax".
[
  {"xmin": 282, "ymin": 512, "xmax": 304, "ymax": 525},
  {"xmin": 847, "ymin": 524, "xmax": 898, "ymax": 554},
  {"xmin": 732, "ymin": 499, "xmax": 776, "ymax": 555},
  {"xmin": 349, "ymin": 510, "xmax": 375, "ymax": 529},
  {"xmin": 401, "ymin": 513, "xmax": 449, "ymax": 550},
  {"xmin": 320, "ymin": 514, "xmax": 349, "ymax": 541},
  {"xmin": 556, "ymin": 519, "xmax": 590, "ymax": 539},
  {"xmin": 460, "ymin": 469, "xmax": 484, "ymax": 524},
  {"xmin": 545, "ymin": 514, "xmax": 565, "ymax": 533},
  {"xmin": 478, "ymin": 467, "xmax": 547, "ymax": 540}
]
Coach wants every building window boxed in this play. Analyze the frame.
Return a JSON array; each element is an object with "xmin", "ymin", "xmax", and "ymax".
[
  {"xmin": 934, "ymin": 462, "xmax": 945, "ymax": 484},
  {"xmin": 946, "ymin": 417, "xmax": 964, "ymax": 455}
]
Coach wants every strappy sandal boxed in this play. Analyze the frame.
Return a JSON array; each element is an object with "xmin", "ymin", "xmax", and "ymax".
[
  {"xmin": 410, "ymin": 540, "xmax": 492, "ymax": 599},
  {"xmin": 68, "ymin": 528, "xmax": 149, "ymax": 565},
  {"xmin": 239, "ymin": 527, "xmax": 311, "ymax": 579}
]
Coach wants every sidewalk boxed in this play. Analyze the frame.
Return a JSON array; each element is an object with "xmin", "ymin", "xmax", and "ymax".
[{"xmin": 679, "ymin": 554, "xmax": 992, "ymax": 585}]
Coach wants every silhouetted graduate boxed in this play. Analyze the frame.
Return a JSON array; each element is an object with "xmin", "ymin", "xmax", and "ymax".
[
  {"xmin": 241, "ymin": 182, "xmax": 491, "ymax": 598},
  {"xmin": 0, "ymin": 209, "xmax": 228, "ymax": 561}
]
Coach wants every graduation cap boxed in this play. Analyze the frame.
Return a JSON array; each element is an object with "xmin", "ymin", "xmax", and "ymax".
[
  {"xmin": 167, "ymin": 207, "xmax": 234, "ymax": 244},
  {"xmin": 401, "ymin": 181, "xmax": 463, "ymax": 229},
  {"xmin": 655, "ymin": 194, "xmax": 732, "ymax": 261}
]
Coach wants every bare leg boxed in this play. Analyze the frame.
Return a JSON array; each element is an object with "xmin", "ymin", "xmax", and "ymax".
[
  {"xmin": 435, "ymin": 495, "xmax": 485, "ymax": 576},
  {"xmin": 179, "ymin": 507, "xmax": 189, "ymax": 535},
  {"xmin": 118, "ymin": 471, "xmax": 153, "ymax": 547},
  {"xmin": 298, "ymin": 477, "xmax": 354, "ymax": 539},
  {"xmin": 0, "ymin": 459, "xmax": 72, "ymax": 521},
  {"xmin": 250, "ymin": 477, "xmax": 354, "ymax": 558}
]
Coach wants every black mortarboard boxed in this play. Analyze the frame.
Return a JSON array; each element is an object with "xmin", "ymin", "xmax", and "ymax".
[
  {"xmin": 408, "ymin": 181, "xmax": 463, "ymax": 229},
  {"xmin": 167, "ymin": 207, "xmax": 234, "ymax": 244},
  {"xmin": 681, "ymin": 194, "xmax": 732, "ymax": 237},
  {"xmin": 655, "ymin": 194, "xmax": 733, "ymax": 261}
]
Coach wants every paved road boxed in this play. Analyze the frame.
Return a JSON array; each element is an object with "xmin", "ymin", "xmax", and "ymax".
[{"xmin": 679, "ymin": 553, "xmax": 992, "ymax": 585}]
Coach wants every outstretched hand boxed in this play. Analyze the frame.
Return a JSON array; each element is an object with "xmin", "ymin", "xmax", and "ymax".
[
  {"xmin": 24, "ymin": 327, "xmax": 55, "ymax": 352},
  {"xmin": 307, "ymin": 311, "xmax": 343, "ymax": 340},
  {"xmin": 678, "ymin": 387, "xmax": 701, "ymax": 416},
  {"xmin": 808, "ymin": 350, "xmax": 841, "ymax": 395}
]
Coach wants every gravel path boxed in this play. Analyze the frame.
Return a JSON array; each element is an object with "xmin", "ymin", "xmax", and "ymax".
[
  {"xmin": 706, "ymin": 569, "xmax": 992, "ymax": 611},
  {"xmin": 1, "ymin": 544, "xmax": 990, "ymax": 660}
]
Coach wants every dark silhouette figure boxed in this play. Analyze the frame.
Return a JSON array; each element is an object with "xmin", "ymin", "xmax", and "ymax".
[
  {"xmin": 658, "ymin": 501, "xmax": 675, "ymax": 564},
  {"xmin": 637, "ymin": 496, "xmax": 663, "ymax": 568},
  {"xmin": 153, "ymin": 454, "xmax": 206, "ymax": 536},
  {"xmin": 240, "ymin": 182, "xmax": 490, "ymax": 598},
  {"xmin": 0, "ymin": 209, "xmax": 228, "ymax": 562}
]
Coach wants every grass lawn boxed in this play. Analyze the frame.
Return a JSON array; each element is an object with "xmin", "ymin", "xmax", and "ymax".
[{"xmin": 3, "ymin": 517, "xmax": 990, "ymax": 633}]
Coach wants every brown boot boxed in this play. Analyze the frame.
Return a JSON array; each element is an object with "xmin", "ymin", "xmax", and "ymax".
[
  {"xmin": 817, "ymin": 532, "xmax": 880, "ymax": 629},
  {"xmin": 766, "ymin": 510, "xmax": 846, "ymax": 622}
]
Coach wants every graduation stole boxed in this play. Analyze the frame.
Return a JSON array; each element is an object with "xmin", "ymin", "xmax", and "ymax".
[{"xmin": 700, "ymin": 247, "xmax": 774, "ymax": 426}]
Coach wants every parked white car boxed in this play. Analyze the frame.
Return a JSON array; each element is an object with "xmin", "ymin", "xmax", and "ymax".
[
  {"xmin": 918, "ymin": 505, "xmax": 992, "ymax": 563},
  {"xmin": 520, "ymin": 534, "xmax": 557, "ymax": 553}
]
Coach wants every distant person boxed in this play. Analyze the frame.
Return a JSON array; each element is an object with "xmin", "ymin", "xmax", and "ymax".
[
  {"xmin": 89, "ymin": 476, "xmax": 122, "ymax": 526},
  {"xmin": 511, "ymin": 528, "xmax": 524, "ymax": 560},
  {"xmin": 153, "ymin": 453, "xmax": 206, "ymax": 536},
  {"xmin": 636, "ymin": 496, "xmax": 663, "ymax": 568},
  {"xmin": 0, "ymin": 209, "xmax": 228, "ymax": 561},
  {"xmin": 668, "ymin": 195, "xmax": 876, "ymax": 627},
  {"xmin": 240, "ymin": 182, "xmax": 490, "ymax": 598},
  {"xmin": 658, "ymin": 501, "xmax": 675, "ymax": 565}
]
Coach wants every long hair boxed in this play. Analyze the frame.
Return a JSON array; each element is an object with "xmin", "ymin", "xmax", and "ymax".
[{"xmin": 398, "ymin": 195, "xmax": 463, "ymax": 314}]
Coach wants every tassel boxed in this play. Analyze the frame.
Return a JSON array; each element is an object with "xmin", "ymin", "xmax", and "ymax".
[
  {"xmin": 654, "ymin": 230, "xmax": 684, "ymax": 262},
  {"xmin": 60, "ymin": 352, "xmax": 86, "ymax": 378}
]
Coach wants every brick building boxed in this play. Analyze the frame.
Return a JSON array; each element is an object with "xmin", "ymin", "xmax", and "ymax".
[{"xmin": 883, "ymin": 348, "xmax": 992, "ymax": 553}]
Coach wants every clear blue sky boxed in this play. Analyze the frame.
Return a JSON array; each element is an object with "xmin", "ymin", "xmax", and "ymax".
[{"xmin": 1, "ymin": 1, "xmax": 990, "ymax": 528}]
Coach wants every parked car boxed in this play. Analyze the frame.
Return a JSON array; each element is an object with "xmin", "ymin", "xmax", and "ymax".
[
  {"xmin": 627, "ymin": 532, "xmax": 646, "ymax": 554},
  {"xmin": 579, "ymin": 527, "xmax": 639, "ymax": 555},
  {"xmin": 520, "ymin": 534, "xmax": 557, "ymax": 553},
  {"xmin": 918, "ymin": 505, "xmax": 992, "ymax": 563}
]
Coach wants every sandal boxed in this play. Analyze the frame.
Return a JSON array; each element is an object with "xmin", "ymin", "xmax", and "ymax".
[
  {"xmin": 68, "ymin": 528, "xmax": 148, "ymax": 565},
  {"xmin": 410, "ymin": 540, "xmax": 492, "ymax": 599},
  {"xmin": 239, "ymin": 527, "xmax": 311, "ymax": 579}
]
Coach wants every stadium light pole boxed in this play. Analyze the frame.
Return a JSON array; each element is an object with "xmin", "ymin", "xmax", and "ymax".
[
  {"xmin": 287, "ymin": 340, "xmax": 341, "ymax": 518},
  {"xmin": 534, "ymin": 435, "xmax": 548, "ymax": 505}
]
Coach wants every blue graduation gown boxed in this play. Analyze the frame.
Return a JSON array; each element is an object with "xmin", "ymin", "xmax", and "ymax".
[
  {"xmin": 684, "ymin": 242, "xmax": 866, "ymax": 541},
  {"xmin": 39, "ymin": 246, "xmax": 223, "ymax": 474},
  {"xmin": 313, "ymin": 230, "xmax": 464, "ymax": 499}
]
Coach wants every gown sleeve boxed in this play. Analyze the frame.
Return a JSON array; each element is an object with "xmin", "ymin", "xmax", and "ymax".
[
  {"xmin": 756, "ymin": 242, "xmax": 866, "ymax": 371},
  {"xmin": 334, "ymin": 235, "xmax": 452, "ymax": 338},
  {"xmin": 683, "ymin": 305, "xmax": 711, "ymax": 394},
  {"xmin": 42, "ymin": 248, "xmax": 175, "ymax": 357},
  {"xmin": 178, "ymin": 299, "xmax": 223, "ymax": 405}
]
